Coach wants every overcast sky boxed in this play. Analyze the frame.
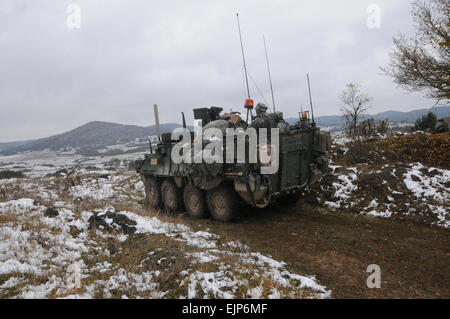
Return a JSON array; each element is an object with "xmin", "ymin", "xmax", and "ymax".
[{"xmin": 0, "ymin": 0, "xmax": 436, "ymax": 142}]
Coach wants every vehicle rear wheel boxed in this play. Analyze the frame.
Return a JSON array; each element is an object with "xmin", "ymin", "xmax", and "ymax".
[
  {"xmin": 183, "ymin": 184, "xmax": 208, "ymax": 219},
  {"xmin": 206, "ymin": 184, "xmax": 239, "ymax": 222},
  {"xmin": 144, "ymin": 176, "xmax": 161, "ymax": 208},
  {"xmin": 161, "ymin": 179, "xmax": 182, "ymax": 212}
]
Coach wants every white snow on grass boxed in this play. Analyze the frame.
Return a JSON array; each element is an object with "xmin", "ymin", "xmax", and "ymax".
[
  {"xmin": 0, "ymin": 147, "xmax": 143, "ymax": 178},
  {"xmin": 320, "ymin": 164, "xmax": 449, "ymax": 227},
  {"xmin": 0, "ymin": 199, "xmax": 96, "ymax": 298},
  {"xmin": 0, "ymin": 175, "xmax": 330, "ymax": 299},
  {"xmin": 333, "ymin": 173, "xmax": 358, "ymax": 200},
  {"xmin": 121, "ymin": 210, "xmax": 330, "ymax": 299},
  {"xmin": 403, "ymin": 163, "xmax": 450, "ymax": 202},
  {"xmin": 324, "ymin": 166, "xmax": 359, "ymax": 210}
]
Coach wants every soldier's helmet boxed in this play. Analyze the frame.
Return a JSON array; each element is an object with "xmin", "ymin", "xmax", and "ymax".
[{"xmin": 255, "ymin": 103, "xmax": 268, "ymax": 114}]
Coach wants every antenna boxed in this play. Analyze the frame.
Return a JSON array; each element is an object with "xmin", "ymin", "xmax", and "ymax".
[
  {"xmin": 237, "ymin": 14, "xmax": 250, "ymax": 99},
  {"xmin": 236, "ymin": 13, "xmax": 253, "ymax": 123},
  {"xmin": 263, "ymin": 35, "xmax": 276, "ymax": 113},
  {"xmin": 306, "ymin": 74, "xmax": 315, "ymax": 125},
  {"xmin": 248, "ymin": 70, "xmax": 269, "ymax": 107}
]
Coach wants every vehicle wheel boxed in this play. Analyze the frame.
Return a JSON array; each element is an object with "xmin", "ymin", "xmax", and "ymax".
[
  {"xmin": 206, "ymin": 184, "xmax": 239, "ymax": 222},
  {"xmin": 183, "ymin": 184, "xmax": 208, "ymax": 219},
  {"xmin": 161, "ymin": 179, "xmax": 182, "ymax": 212},
  {"xmin": 277, "ymin": 193, "xmax": 301, "ymax": 205},
  {"xmin": 144, "ymin": 176, "xmax": 161, "ymax": 208}
]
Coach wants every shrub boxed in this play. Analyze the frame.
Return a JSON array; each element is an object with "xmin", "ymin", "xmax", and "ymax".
[
  {"xmin": 357, "ymin": 118, "xmax": 390, "ymax": 137},
  {"xmin": 375, "ymin": 131, "xmax": 450, "ymax": 169},
  {"xmin": 0, "ymin": 170, "xmax": 25, "ymax": 179},
  {"xmin": 414, "ymin": 112, "xmax": 437, "ymax": 131},
  {"xmin": 332, "ymin": 131, "xmax": 450, "ymax": 169}
]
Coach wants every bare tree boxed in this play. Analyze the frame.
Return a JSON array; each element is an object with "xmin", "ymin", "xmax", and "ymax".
[
  {"xmin": 340, "ymin": 83, "xmax": 372, "ymax": 136},
  {"xmin": 382, "ymin": 0, "xmax": 450, "ymax": 102}
]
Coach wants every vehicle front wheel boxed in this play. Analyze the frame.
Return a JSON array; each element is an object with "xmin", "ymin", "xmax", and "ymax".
[
  {"xmin": 183, "ymin": 184, "xmax": 208, "ymax": 219},
  {"xmin": 161, "ymin": 179, "xmax": 182, "ymax": 212},
  {"xmin": 144, "ymin": 176, "xmax": 161, "ymax": 208},
  {"xmin": 206, "ymin": 184, "xmax": 239, "ymax": 222}
]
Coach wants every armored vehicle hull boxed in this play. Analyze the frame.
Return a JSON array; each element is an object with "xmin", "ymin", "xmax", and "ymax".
[{"xmin": 135, "ymin": 106, "xmax": 330, "ymax": 222}]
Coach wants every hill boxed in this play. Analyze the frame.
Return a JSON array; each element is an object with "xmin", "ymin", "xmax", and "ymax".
[
  {"xmin": 0, "ymin": 121, "xmax": 181, "ymax": 155},
  {"xmin": 1, "ymin": 106, "xmax": 449, "ymax": 155},
  {"xmin": 286, "ymin": 106, "xmax": 450, "ymax": 127}
]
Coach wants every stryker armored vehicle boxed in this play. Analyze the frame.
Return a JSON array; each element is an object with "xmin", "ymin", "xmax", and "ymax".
[{"xmin": 134, "ymin": 102, "xmax": 331, "ymax": 222}]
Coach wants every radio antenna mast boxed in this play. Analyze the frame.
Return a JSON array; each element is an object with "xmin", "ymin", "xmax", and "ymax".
[
  {"xmin": 306, "ymin": 73, "xmax": 315, "ymax": 125},
  {"xmin": 263, "ymin": 35, "xmax": 276, "ymax": 113},
  {"xmin": 236, "ymin": 13, "xmax": 253, "ymax": 123}
]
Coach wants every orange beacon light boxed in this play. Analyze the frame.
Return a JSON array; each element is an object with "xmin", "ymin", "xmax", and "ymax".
[{"xmin": 244, "ymin": 99, "xmax": 254, "ymax": 109}]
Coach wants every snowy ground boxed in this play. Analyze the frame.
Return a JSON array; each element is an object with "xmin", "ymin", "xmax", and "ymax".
[
  {"xmin": 0, "ymin": 149, "xmax": 142, "ymax": 178},
  {"xmin": 323, "ymin": 131, "xmax": 450, "ymax": 227},
  {"xmin": 312, "ymin": 163, "xmax": 449, "ymax": 228},
  {"xmin": 0, "ymin": 171, "xmax": 330, "ymax": 299},
  {"xmin": 1, "ymin": 134, "xmax": 448, "ymax": 299}
]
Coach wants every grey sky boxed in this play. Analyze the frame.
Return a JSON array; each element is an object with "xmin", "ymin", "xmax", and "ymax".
[{"xmin": 0, "ymin": 0, "xmax": 434, "ymax": 142}]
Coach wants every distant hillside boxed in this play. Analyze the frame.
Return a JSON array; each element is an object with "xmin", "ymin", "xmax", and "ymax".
[
  {"xmin": 0, "ymin": 140, "xmax": 35, "ymax": 152},
  {"xmin": 1, "ymin": 106, "xmax": 449, "ymax": 155},
  {"xmin": 372, "ymin": 106, "xmax": 450, "ymax": 123},
  {"xmin": 0, "ymin": 121, "xmax": 181, "ymax": 155},
  {"xmin": 286, "ymin": 106, "xmax": 450, "ymax": 127}
]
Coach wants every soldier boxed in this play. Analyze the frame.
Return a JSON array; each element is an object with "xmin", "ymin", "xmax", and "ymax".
[
  {"xmin": 209, "ymin": 106, "xmax": 223, "ymax": 122},
  {"xmin": 222, "ymin": 112, "xmax": 244, "ymax": 128},
  {"xmin": 255, "ymin": 103, "xmax": 268, "ymax": 116},
  {"xmin": 251, "ymin": 103, "xmax": 271, "ymax": 129},
  {"xmin": 274, "ymin": 111, "xmax": 290, "ymax": 134}
]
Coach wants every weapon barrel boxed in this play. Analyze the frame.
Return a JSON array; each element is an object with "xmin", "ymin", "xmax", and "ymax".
[
  {"xmin": 154, "ymin": 104, "xmax": 161, "ymax": 141},
  {"xmin": 182, "ymin": 112, "xmax": 186, "ymax": 129}
]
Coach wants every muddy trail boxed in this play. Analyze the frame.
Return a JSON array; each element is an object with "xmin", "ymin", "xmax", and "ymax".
[{"xmin": 168, "ymin": 202, "xmax": 450, "ymax": 299}]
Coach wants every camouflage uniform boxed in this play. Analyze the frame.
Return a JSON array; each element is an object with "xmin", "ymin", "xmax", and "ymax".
[
  {"xmin": 275, "ymin": 111, "xmax": 290, "ymax": 134},
  {"xmin": 251, "ymin": 103, "xmax": 271, "ymax": 129}
]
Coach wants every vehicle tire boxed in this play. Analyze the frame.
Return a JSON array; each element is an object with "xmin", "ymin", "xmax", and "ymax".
[
  {"xmin": 206, "ymin": 184, "xmax": 239, "ymax": 222},
  {"xmin": 144, "ymin": 176, "xmax": 162, "ymax": 208},
  {"xmin": 277, "ymin": 192, "xmax": 301, "ymax": 205},
  {"xmin": 183, "ymin": 184, "xmax": 208, "ymax": 219},
  {"xmin": 161, "ymin": 179, "xmax": 182, "ymax": 212}
]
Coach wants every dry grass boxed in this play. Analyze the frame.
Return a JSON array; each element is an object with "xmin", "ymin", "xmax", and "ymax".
[
  {"xmin": 1, "ymin": 164, "xmax": 448, "ymax": 299},
  {"xmin": 333, "ymin": 132, "xmax": 450, "ymax": 169}
]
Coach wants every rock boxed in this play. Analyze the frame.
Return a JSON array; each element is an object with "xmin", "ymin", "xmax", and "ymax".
[
  {"xmin": 415, "ymin": 203, "xmax": 429, "ymax": 213},
  {"xmin": 69, "ymin": 225, "xmax": 81, "ymax": 237},
  {"xmin": 89, "ymin": 211, "xmax": 137, "ymax": 235},
  {"xmin": 108, "ymin": 241, "xmax": 118, "ymax": 255},
  {"xmin": 44, "ymin": 207, "xmax": 59, "ymax": 217}
]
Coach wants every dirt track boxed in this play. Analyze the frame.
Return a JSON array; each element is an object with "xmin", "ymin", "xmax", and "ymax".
[{"xmin": 173, "ymin": 202, "xmax": 450, "ymax": 298}]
